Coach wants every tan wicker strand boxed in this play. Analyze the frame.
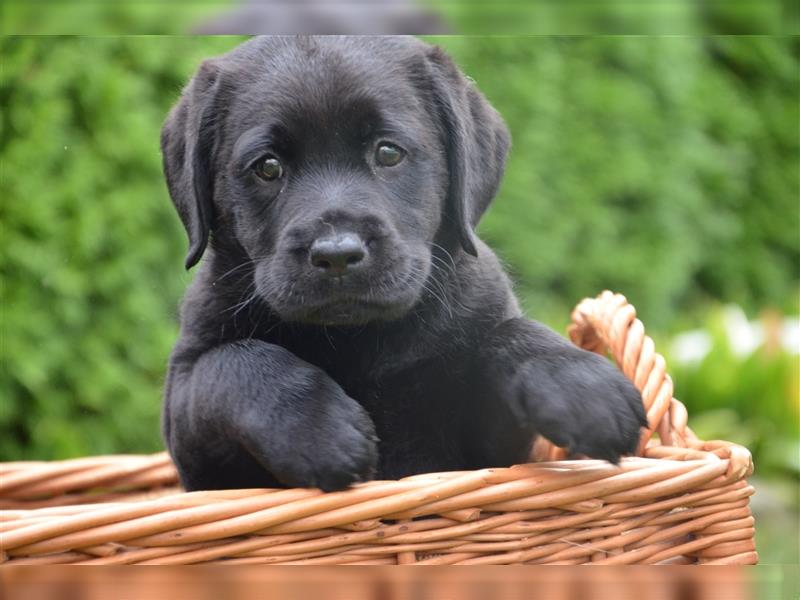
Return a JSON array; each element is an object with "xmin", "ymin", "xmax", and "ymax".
[
  {"xmin": 0, "ymin": 291, "xmax": 757, "ymax": 565},
  {"xmin": 0, "ymin": 453, "xmax": 176, "ymax": 499}
]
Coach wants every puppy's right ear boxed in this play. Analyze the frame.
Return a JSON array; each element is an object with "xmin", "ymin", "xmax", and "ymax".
[
  {"xmin": 161, "ymin": 60, "xmax": 223, "ymax": 270},
  {"xmin": 425, "ymin": 46, "xmax": 510, "ymax": 258}
]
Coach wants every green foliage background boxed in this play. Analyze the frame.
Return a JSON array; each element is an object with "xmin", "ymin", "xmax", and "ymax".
[
  {"xmin": 1, "ymin": 30, "xmax": 798, "ymax": 563},
  {"xmin": 1, "ymin": 37, "xmax": 244, "ymax": 459},
  {"xmin": 445, "ymin": 36, "xmax": 799, "ymax": 329}
]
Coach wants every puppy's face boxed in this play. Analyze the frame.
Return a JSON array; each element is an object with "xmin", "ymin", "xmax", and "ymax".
[
  {"xmin": 226, "ymin": 40, "xmax": 445, "ymax": 324},
  {"xmin": 162, "ymin": 37, "xmax": 510, "ymax": 325}
]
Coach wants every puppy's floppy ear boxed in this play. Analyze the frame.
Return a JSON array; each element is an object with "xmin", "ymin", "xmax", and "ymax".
[
  {"xmin": 161, "ymin": 59, "xmax": 225, "ymax": 270},
  {"xmin": 426, "ymin": 47, "xmax": 511, "ymax": 257}
]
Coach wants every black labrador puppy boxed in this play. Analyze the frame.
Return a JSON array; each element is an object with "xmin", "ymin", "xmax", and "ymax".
[{"xmin": 161, "ymin": 36, "xmax": 647, "ymax": 492}]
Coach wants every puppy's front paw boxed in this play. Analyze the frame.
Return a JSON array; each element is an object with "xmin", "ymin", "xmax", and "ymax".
[
  {"xmin": 241, "ymin": 375, "xmax": 379, "ymax": 492},
  {"xmin": 512, "ymin": 352, "xmax": 648, "ymax": 462},
  {"xmin": 277, "ymin": 407, "xmax": 378, "ymax": 492}
]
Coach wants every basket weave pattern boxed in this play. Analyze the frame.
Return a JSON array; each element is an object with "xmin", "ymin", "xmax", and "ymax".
[{"xmin": 0, "ymin": 292, "xmax": 757, "ymax": 565}]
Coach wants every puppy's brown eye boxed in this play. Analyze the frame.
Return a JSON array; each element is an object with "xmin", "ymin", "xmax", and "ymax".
[
  {"xmin": 253, "ymin": 155, "xmax": 284, "ymax": 181},
  {"xmin": 375, "ymin": 143, "xmax": 405, "ymax": 167}
]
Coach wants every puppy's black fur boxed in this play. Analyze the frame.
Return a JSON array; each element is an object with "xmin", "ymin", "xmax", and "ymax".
[{"xmin": 161, "ymin": 36, "xmax": 647, "ymax": 492}]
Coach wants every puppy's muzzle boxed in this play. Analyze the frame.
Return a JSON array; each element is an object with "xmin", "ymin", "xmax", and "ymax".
[{"xmin": 309, "ymin": 232, "xmax": 368, "ymax": 276}]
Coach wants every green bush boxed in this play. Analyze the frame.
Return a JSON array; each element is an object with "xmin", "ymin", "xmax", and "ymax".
[
  {"xmin": 662, "ymin": 307, "xmax": 800, "ymax": 564},
  {"xmin": 433, "ymin": 36, "xmax": 799, "ymax": 327},
  {"xmin": 1, "ymin": 34, "xmax": 797, "ymax": 462},
  {"xmin": 665, "ymin": 307, "xmax": 799, "ymax": 480},
  {"xmin": 1, "ymin": 37, "xmax": 244, "ymax": 459}
]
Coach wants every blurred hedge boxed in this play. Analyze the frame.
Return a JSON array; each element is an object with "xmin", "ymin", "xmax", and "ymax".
[
  {"xmin": 1, "ymin": 35, "xmax": 798, "ymax": 460},
  {"xmin": 1, "ymin": 37, "xmax": 244, "ymax": 459},
  {"xmin": 436, "ymin": 36, "xmax": 799, "ymax": 326}
]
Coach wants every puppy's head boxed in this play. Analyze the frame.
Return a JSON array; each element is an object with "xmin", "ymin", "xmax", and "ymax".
[{"xmin": 162, "ymin": 36, "xmax": 509, "ymax": 325}]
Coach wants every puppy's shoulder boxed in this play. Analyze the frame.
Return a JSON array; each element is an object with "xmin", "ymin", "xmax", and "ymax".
[
  {"xmin": 173, "ymin": 255, "xmax": 254, "ymax": 353},
  {"xmin": 454, "ymin": 237, "xmax": 522, "ymax": 323}
]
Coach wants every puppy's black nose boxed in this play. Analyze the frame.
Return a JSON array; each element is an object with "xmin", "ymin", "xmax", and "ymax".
[{"xmin": 309, "ymin": 233, "xmax": 367, "ymax": 275}]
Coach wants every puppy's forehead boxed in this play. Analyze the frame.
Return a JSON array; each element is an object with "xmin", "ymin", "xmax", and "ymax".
[{"xmin": 225, "ymin": 37, "xmax": 430, "ymax": 132}]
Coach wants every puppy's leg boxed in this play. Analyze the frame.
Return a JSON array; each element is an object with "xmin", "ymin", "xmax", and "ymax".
[
  {"xmin": 164, "ymin": 339, "xmax": 378, "ymax": 491},
  {"xmin": 481, "ymin": 318, "xmax": 647, "ymax": 462}
]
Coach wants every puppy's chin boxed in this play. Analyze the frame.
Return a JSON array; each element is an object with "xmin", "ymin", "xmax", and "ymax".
[{"xmin": 257, "ymin": 253, "xmax": 432, "ymax": 326}]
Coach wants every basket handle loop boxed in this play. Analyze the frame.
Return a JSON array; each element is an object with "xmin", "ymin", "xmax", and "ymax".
[{"xmin": 534, "ymin": 290, "xmax": 748, "ymax": 469}]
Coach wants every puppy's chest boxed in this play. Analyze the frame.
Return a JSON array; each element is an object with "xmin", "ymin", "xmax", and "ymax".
[
  {"xmin": 265, "ymin": 324, "xmax": 472, "ymax": 413},
  {"xmin": 275, "ymin": 328, "xmax": 428, "ymax": 379},
  {"xmin": 340, "ymin": 353, "xmax": 469, "ymax": 425},
  {"xmin": 287, "ymin": 336, "xmax": 460, "ymax": 401}
]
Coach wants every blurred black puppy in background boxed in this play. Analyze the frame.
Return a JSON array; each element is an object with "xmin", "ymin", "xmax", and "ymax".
[{"xmin": 161, "ymin": 36, "xmax": 647, "ymax": 491}]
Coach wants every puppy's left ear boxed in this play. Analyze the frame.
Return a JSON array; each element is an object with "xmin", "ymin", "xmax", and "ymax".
[
  {"xmin": 161, "ymin": 59, "xmax": 225, "ymax": 270},
  {"xmin": 426, "ymin": 47, "xmax": 511, "ymax": 257}
]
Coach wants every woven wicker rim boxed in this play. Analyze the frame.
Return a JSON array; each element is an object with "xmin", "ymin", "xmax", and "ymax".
[{"xmin": 0, "ymin": 291, "xmax": 757, "ymax": 565}]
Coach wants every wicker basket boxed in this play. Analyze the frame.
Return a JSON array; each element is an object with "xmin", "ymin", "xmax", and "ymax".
[{"xmin": 0, "ymin": 291, "xmax": 757, "ymax": 565}]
